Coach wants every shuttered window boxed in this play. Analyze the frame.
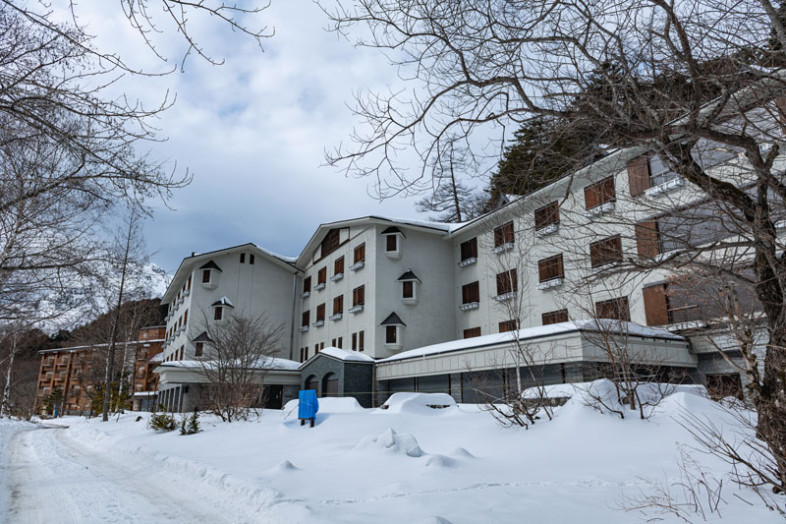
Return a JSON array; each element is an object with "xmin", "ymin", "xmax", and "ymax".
[
  {"xmin": 642, "ymin": 284, "xmax": 669, "ymax": 326},
  {"xmin": 542, "ymin": 309, "xmax": 568, "ymax": 325},
  {"xmin": 635, "ymin": 220, "xmax": 661, "ymax": 258},
  {"xmin": 493, "ymin": 221, "xmax": 515, "ymax": 247},
  {"xmin": 354, "ymin": 243, "xmax": 365, "ymax": 263},
  {"xmin": 627, "ymin": 155, "xmax": 651, "ymax": 197},
  {"xmin": 498, "ymin": 320, "xmax": 517, "ymax": 332},
  {"xmin": 301, "ymin": 311, "xmax": 310, "ymax": 327},
  {"xmin": 303, "ymin": 276, "xmax": 312, "ymax": 293},
  {"xmin": 334, "ymin": 256, "xmax": 344, "ymax": 275},
  {"xmin": 317, "ymin": 267, "xmax": 327, "ymax": 284},
  {"xmin": 595, "ymin": 297, "xmax": 631, "ymax": 321},
  {"xmin": 534, "ymin": 202, "xmax": 559, "ymax": 230},
  {"xmin": 496, "ymin": 269, "xmax": 518, "ymax": 295},
  {"xmin": 463, "ymin": 327, "xmax": 481, "ymax": 338},
  {"xmin": 316, "ymin": 304, "xmax": 325, "ymax": 322},
  {"xmin": 333, "ymin": 295, "xmax": 343, "ymax": 315},
  {"xmin": 460, "ymin": 238, "xmax": 478, "ymax": 261},
  {"xmin": 352, "ymin": 285, "xmax": 365, "ymax": 306},
  {"xmin": 590, "ymin": 235, "xmax": 623, "ymax": 268},
  {"xmin": 462, "ymin": 281, "xmax": 480, "ymax": 304},
  {"xmin": 538, "ymin": 254, "xmax": 564, "ymax": 282},
  {"xmin": 321, "ymin": 229, "xmax": 341, "ymax": 258},
  {"xmin": 584, "ymin": 177, "xmax": 616, "ymax": 210}
]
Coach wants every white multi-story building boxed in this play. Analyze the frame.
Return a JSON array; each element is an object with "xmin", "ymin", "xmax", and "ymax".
[{"xmin": 157, "ymin": 144, "xmax": 764, "ymax": 409}]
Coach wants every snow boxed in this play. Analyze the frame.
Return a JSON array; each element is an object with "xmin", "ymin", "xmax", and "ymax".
[
  {"xmin": 316, "ymin": 346, "xmax": 376, "ymax": 362},
  {"xmin": 381, "ymin": 320, "xmax": 683, "ymax": 362},
  {"xmin": 159, "ymin": 356, "xmax": 301, "ymax": 371},
  {"xmin": 378, "ymin": 392, "xmax": 457, "ymax": 414},
  {"xmin": 2, "ymin": 385, "xmax": 783, "ymax": 523}
]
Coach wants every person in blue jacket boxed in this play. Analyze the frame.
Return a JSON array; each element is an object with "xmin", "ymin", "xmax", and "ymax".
[{"xmin": 298, "ymin": 389, "xmax": 319, "ymax": 427}]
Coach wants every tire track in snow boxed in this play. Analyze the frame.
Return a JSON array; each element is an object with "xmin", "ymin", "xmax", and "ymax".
[{"xmin": 5, "ymin": 427, "xmax": 236, "ymax": 523}]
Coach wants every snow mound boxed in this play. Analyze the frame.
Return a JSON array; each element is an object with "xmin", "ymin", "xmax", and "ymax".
[
  {"xmin": 355, "ymin": 428, "xmax": 424, "ymax": 457},
  {"xmin": 268, "ymin": 460, "xmax": 299, "ymax": 473},
  {"xmin": 424, "ymin": 454, "xmax": 457, "ymax": 468},
  {"xmin": 378, "ymin": 392, "xmax": 457, "ymax": 414},
  {"xmin": 449, "ymin": 447, "xmax": 476, "ymax": 459}
]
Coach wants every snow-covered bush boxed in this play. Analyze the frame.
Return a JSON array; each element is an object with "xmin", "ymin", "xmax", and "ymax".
[{"xmin": 149, "ymin": 410, "xmax": 176, "ymax": 432}]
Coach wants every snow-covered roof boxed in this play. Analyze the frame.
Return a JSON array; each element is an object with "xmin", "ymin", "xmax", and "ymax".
[
  {"xmin": 379, "ymin": 320, "xmax": 684, "ymax": 363},
  {"xmin": 211, "ymin": 296, "xmax": 235, "ymax": 308},
  {"xmin": 158, "ymin": 356, "xmax": 301, "ymax": 371},
  {"xmin": 317, "ymin": 347, "xmax": 375, "ymax": 363},
  {"xmin": 149, "ymin": 353, "xmax": 164, "ymax": 363}
]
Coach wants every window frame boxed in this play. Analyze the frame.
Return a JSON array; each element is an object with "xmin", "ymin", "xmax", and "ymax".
[{"xmin": 493, "ymin": 221, "xmax": 515, "ymax": 248}]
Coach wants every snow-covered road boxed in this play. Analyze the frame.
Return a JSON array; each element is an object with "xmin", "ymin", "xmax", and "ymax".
[{"xmin": 4, "ymin": 426, "xmax": 239, "ymax": 524}]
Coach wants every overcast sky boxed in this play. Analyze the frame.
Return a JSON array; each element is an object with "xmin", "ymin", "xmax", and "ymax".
[{"xmin": 66, "ymin": 2, "xmax": 473, "ymax": 273}]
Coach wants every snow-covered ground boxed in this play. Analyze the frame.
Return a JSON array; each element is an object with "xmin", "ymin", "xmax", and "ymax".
[{"xmin": 1, "ymin": 387, "xmax": 783, "ymax": 523}]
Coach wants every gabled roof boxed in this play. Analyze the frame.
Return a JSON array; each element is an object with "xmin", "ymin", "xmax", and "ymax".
[
  {"xmin": 162, "ymin": 243, "xmax": 298, "ymax": 303},
  {"xmin": 380, "ymin": 312, "xmax": 406, "ymax": 326},
  {"xmin": 192, "ymin": 331, "xmax": 212, "ymax": 343},
  {"xmin": 199, "ymin": 260, "xmax": 223, "ymax": 272},
  {"xmin": 380, "ymin": 226, "xmax": 405, "ymax": 236},
  {"xmin": 397, "ymin": 270, "xmax": 420, "ymax": 282},
  {"xmin": 211, "ymin": 296, "xmax": 235, "ymax": 308},
  {"xmin": 294, "ymin": 216, "xmax": 462, "ymax": 268}
]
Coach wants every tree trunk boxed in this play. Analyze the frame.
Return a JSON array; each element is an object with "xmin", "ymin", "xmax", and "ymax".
[{"xmin": 0, "ymin": 334, "xmax": 16, "ymax": 417}]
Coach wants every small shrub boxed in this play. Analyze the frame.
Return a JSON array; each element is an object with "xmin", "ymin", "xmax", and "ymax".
[
  {"xmin": 149, "ymin": 410, "xmax": 176, "ymax": 432},
  {"xmin": 180, "ymin": 408, "xmax": 201, "ymax": 435}
]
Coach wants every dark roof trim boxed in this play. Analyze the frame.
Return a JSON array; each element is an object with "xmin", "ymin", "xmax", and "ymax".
[
  {"xmin": 192, "ymin": 331, "xmax": 212, "ymax": 342},
  {"xmin": 381, "ymin": 312, "xmax": 406, "ymax": 326},
  {"xmin": 381, "ymin": 226, "xmax": 406, "ymax": 238},
  {"xmin": 211, "ymin": 297, "xmax": 235, "ymax": 308},
  {"xmin": 199, "ymin": 260, "xmax": 223, "ymax": 272},
  {"xmin": 397, "ymin": 270, "xmax": 421, "ymax": 282}
]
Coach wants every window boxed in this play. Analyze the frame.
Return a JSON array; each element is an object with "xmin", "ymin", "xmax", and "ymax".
[
  {"xmin": 316, "ymin": 304, "xmax": 325, "ymax": 322},
  {"xmin": 249, "ymin": 254, "xmax": 255, "ymax": 264},
  {"xmin": 352, "ymin": 285, "xmax": 365, "ymax": 307},
  {"xmin": 240, "ymin": 253, "xmax": 245, "ymax": 263},
  {"xmin": 402, "ymin": 281, "xmax": 414, "ymax": 299},
  {"xmin": 584, "ymin": 177, "xmax": 616, "ymax": 210},
  {"xmin": 194, "ymin": 342, "xmax": 204, "ymax": 357},
  {"xmin": 333, "ymin": 295, "xmax": 344, "ymax": 315},
  {"xmin": 460, "ymin": 238, "xmax": 478, "ymax": 261},
  {"xmin": 534, "ymin": 202, "xmax": 560, "ymax": 231},
  {"xmin": 499, "ymin": 320, "xmax": 518, "ymax": 332},
  {"xmin": 213, "ymin": 307, "xmax": 223, "ymax": 321},
  {"xmin": 595, "ymin": 296, "xmax": 631, "ymax": 321},
  {"xmin": 321, "ymin": 228, "xmax": 341, "ymax": 258},
  {"xmin": 334, "ymin": 256, "xmax": 344, "ymax": 276},
  {"xmin": 187, "ymin": 276, "xmax": 192, "ymax": 290},
  {"xmin": 317, "ymin": 267, "xmax": 327, "ymax": 285},
  {"xmin": 386, "ymin": 235, "xmax": 398, "ymax": 252},
  {"xmin": 354, "ymin": 243, "xmax": 365, "ymax": 264},
  {"xmin": 398, "ymin": 270, "xmax": 420, "ymax": 302},
  {"xmin": 635, "ymin": 221, "xmax": 661, "ymax": 258},
  {"xmin": 642, "ymin": 284, "xmax": 670, "ymax": 326},
  {"xmin": 496, "ymin": 269, "xmax": 518, "ymax": 296},
  {"xmin": 542, "ymin": 309, "xmax": 568, "ymax": 325},
  {"xmin": 303, "ymin": 276, "xmax": 312, "ymax": 293},
  {"xmin": 464, "ymin": 327, "xmax": 481, "ymax": 338},
  {"xmin": 352, "ymin": 331, "xmax": 366, "ymax": 351},
  {"xmin": 337, "ymin": 337, "xmax": 343, "ymax": 349},
  {"xmin": 590, "ymin": 235, "xmax": 623, "ymax": 268},
  {"xmin": 386, "ymin": 325, "xmax": 397, "ymax": 344},
  {"xmin": 494, "ymin": 221, "xmax": 515, "ymax": 247},
  {"xmin": 301, "ymin": 311, "xmax": 310, "ymax": 327},
  {"xmin": 331, "ymin": 338, "xmax": 336, "ymax": 347},
  {"xmin": 627, "ymin": 155, "xmax": 651, "ymax": 197},
  {"xmin": 202, "ymin": 269, "xmax": 211, "ymax": 284},
  {"xmin": 462, "ymin": 281, "xmax": 480, "ymax": 304},
  {"xmin": 538, "ymin": 254, "xmax": 564, "ymax": 283}
]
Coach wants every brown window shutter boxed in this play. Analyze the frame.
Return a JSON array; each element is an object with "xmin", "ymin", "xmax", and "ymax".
[
  {"xmin": 642, "ymin": 285, "xmax": 670, "ymax": 326},
  {"xmin": 627, "ymin": 155, "xmax": 651, "ymax": 197},
  {"xmin": 635, "ymin": 220, "xmax": 660, "ymax": 258},
  {"xmin": 584, "ymin": 185, "xmax": 598, "ymax": 210}
]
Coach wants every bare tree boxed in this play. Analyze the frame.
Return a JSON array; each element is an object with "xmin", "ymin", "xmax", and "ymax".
[
  {"xmin": 198, "ymin": 314, "xmax": 284, "ymax": 422},
  {"xmin": 324, "ymin": 0, "xmax": 786, "ymax": 490}
]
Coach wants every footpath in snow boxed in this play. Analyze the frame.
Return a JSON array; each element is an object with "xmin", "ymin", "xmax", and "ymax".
[{"xmin": 1, "ymin": 386, "xmax": 783, "ymax": 523}]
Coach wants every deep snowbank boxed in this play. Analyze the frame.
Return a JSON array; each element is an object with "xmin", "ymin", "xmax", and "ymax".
[{"xmin": 22, "ymin": 388, "xmax": 785, "ymax": 523}]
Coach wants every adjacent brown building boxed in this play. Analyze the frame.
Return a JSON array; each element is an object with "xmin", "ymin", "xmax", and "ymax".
[{"xmin": 35, "ymin": 326, "xmax": 165, "ymax": 415}]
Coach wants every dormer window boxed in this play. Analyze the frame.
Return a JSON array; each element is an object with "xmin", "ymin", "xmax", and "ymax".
[
  {"xmin": 199, "ymin": 261, "xmax": 222, "ymax": 289},
  {"xmin": 397, "ymin": 270, "xmax": 420, "ymax": 304},
  {"xmin": 381, "ymin": 312, "xmax": 406, "ymax": 351},
  {"xmin": 211, "ymin": 296, "xmax": 234, "ymax": 321},
  {"xmin": 382, "ymin": 226, "xmax": 405, "ymax": 259}
]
